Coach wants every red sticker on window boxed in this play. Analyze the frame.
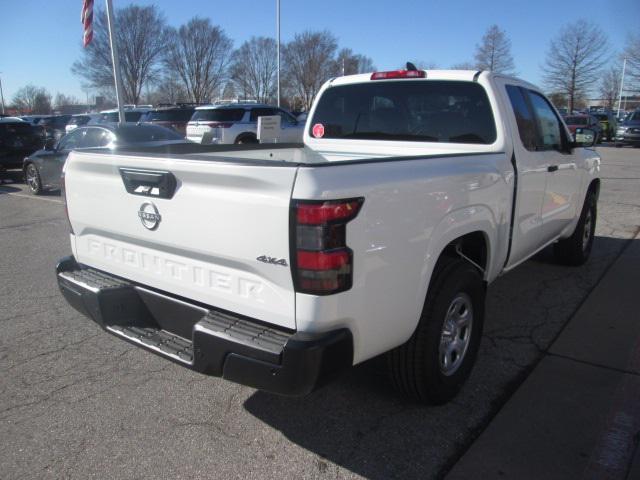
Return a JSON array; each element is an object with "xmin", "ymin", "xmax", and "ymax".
[{"xmin": 312, "ymin": 123, "xmax": 325, "ymax": 138}]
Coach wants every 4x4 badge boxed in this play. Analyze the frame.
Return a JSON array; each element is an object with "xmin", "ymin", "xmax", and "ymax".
[{"xmin": 256, "ymin": 255, "xmax": 288, "ymax": 267}]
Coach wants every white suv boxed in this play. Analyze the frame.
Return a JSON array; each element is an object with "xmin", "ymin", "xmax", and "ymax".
[
  {"xmin": 96, "ymin": 106, "xmax": 152, "ymax": 125},
  {"xmin": 186, "ymin": 104, "xmax": 304, "ymax": 144}
]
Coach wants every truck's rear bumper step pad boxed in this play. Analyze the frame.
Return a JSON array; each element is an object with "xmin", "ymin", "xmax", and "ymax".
[
  {"xmin": 56, "ymin": 256, "xmax": 352, "ymax": 396},
  {"xmin": 108, "ymin": 325, "xmax": 194, "ymax": 364}
]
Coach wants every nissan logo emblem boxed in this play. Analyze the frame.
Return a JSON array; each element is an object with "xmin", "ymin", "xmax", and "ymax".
[{"xmin": 138, "ymin": 202, "xmax": 161, "ymax": 230}]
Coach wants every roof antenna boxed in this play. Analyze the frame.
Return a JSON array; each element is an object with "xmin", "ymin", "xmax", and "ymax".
[{"xmin": 406, "ymin": 62, "xmax": 418, "ymax": 71}]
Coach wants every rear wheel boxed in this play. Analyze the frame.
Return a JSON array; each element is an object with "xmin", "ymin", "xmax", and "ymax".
[
  {"xmin": 387, "ymin": 256, "xmax": 485, "ymax": 404},
  {"xmin": 553, "ymin": 190, "xmax": 597, "ymax": 266},
  {"xmin": 235, "ymin": 134, "xmax": 258, "ymax": 145},
  {"xmin": 25, "ymin": 163, "xmax": 43, "ymax": 195}
]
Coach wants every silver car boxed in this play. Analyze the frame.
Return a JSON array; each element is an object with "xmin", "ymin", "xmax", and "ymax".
[{"xmin": 186, "ymin": 103, "xmax": 304, "ymax": 144}]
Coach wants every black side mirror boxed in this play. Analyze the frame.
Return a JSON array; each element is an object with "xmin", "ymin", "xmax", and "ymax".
[
  {"xmin": 572, "ymin": 128, "xmax": 596, "ymax": 148},
  {"xmin": 44, "ymin": 138, "xmax": 57, "ymax": 151}
]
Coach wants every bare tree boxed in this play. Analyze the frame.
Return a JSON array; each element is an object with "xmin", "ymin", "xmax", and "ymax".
[
  {"xmin": 12, "ymin": 85, "xmax": 52, "ymax": 114},
  {"xmin": 622, "ymin": 33, "xmax": 640, "ymax": 93},
  {"xmin": 283, "ymin": 30, "xmax": 339, "ymax": 111},
  {"xmin": 54, "ymin": 93, "xmax": 81, "ymax": 109},
  {"xmin": 229, "ymin": 37, "xmax": 277, "ymax": 103},
  {"xmin": 450, "ymin": 61, "xmax": 476, "ymax": 70},
  {"xmin": 542, "ymin": 20, "xmax": 609, "ymax": 112},
  {"xmin": 547, "ymin": 92, "xmax": 568, "ymax": 110},
  {"xmin": 147, "ymin": 75, "xmax": 189, "ymax": 105},
  {"xmin": 336, "ymin": 49, "xmax": 375, "ymax": 75},
  {"xmin": 71, "ymin": 5, "xmax": 168, "ymax": 104},
  {"xmin": 599, "ymin": 66, "xmax": 622, "ymax": 110},
  {"xmin": 164, "ymin": 17, "xmax": 233, "ymax": 104},
  {"xmin": 221, "ymin": 82, "xmax": 237, "ymax": 100},
  {"xmin": 474, "ymin": 25, "xmax": 515, "ymax": 74}
]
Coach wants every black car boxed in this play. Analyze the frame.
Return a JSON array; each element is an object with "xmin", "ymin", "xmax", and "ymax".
[
  {"xmin": 0, "ymin": 118, "xmax": 44, "ymax": 169},
  {"xmin": 37, "ymin": 115, "xmax": 72, "ymax": 143},
  {"xmin": 614, "ymin": 110, "xmax": 640, "ymax": 147},
  {"xmin": 23, "ymin": 124, "xmax": 187, "ymax": 194}
]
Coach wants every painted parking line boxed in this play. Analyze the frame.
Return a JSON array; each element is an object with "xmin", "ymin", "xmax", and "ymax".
[{"xmin": 0, "ymin": 188, "xmax": 64, "ymax": 204}]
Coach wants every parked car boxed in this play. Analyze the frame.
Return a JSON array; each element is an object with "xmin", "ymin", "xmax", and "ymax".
[
  {"xmin": 23, "ymin": 124, "xmax": 186, "ymax": 194},
  {"xmin": 0, "ymin": 117, "xmax": 44, "ymax": 169},
  {"xmin": 614, "ymin": 109, "xmax": 640, "ymax": 147},
  {"xmin": 20, "ymin": 115, "xmax": 49, "ymax": 125},
  {"xmin": 139, "ymin": 105, "xmax": 196, "ymax": 136},
  {"xmin": 592, "ymin": 112, "xmax": 617, "ymax": 141},
  {"xmin": 38, "ymin": 115, "xmax": 72, "ymax": 143},
  {"xmin": 96, "ymin": 107, "xmax": 152, "ymax": 125},
  {"xmin": 65, "ymin": 113, "xmax": 102, "ymax": 134},
  {"xmin": 563, "ymin": 114, "xmax": 603, "ymax": 143},
  {"xmin": 186, "ymin": 103, "xmax": 304, "ymax": 144},
  {"xmin": 56, "ymin": 69, "xmax": 600, "ymax": 404}
]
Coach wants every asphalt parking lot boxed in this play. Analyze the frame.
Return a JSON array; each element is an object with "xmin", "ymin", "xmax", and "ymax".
[{"xmin": 1, "ymin": 146, "xmax": 639, "ymax": 480}]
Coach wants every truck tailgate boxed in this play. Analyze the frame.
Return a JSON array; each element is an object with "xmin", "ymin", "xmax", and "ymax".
[{"xmin": 64, "ymin": 151, "xmax": 298, "ymax": 330}]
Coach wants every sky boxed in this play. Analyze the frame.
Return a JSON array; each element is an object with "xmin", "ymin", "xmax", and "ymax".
[{"xmin": 1, "ymin": 0, "xmax": 638, "ymax": 103}]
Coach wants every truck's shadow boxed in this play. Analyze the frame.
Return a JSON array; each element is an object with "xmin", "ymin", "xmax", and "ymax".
[{"xmin": 243, "ymin": 235, "xmax": 634, "ymax": 480}]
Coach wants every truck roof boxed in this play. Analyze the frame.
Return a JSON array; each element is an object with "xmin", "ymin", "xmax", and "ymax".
[{"xmin": 327, "ymin": 69, "xmax": 540, "ymax": 92}]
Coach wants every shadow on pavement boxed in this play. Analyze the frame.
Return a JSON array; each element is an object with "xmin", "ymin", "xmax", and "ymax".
[
  {"xmin": 243, "ymin": 235, "xmax": 634, "ymax": 480},
  {"xmin": 0, "ymin": 184, "xmax": 22, "ymax": 194}
]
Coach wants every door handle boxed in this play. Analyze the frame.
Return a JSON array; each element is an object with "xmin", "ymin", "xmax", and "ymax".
[
  {"xmin": 548, "ymin": 165, "xmax": 559, "ymax": 172},
  {"xmin": 119, "ymin": 168, "xmax": 177, "ymax": 199}
]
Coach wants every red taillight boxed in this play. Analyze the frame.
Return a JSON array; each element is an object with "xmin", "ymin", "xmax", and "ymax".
[
  {"xmin": 296, "ymin": 200, "xmax": 362, "ymax": 225},
  {"xmin": 60, "ymin": 171, "xmax": 74, "ymax": 235},
  {"xmin": 292, "ymin": 198, "xmax": 363, "ymax": 295},
  {"xmin": 370, "ymin": 69, "xmax": 426, "ymax": 80}
]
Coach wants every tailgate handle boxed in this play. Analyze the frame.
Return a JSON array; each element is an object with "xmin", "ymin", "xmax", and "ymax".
[{"xmin": 119, "ymin": 168, "xmax": 177, "ymax": 199}]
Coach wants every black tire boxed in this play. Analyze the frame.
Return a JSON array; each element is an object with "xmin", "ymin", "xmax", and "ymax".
[
  {"xmin": 235, "ymin": 134, "xmax": 258, "ymax": 145},
  {"xmin": 24, "ymin": 163, "xmax": 43, "ymax": 195},
  {"xmin": 615, "ymin": 143, "xmax": 622, "ymax": 148},
  {"xmin": 387, "ymin": 256, "xmax": 485, "ymax": 404},
  {"xmin": 553, "ymin": 190, "xmax": 597, "ymax": 266}
]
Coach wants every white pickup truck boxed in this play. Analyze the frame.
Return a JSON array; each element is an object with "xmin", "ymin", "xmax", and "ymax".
[{"xmin": 56, "ymin": 69, "xmax": 600, "ymax": 404}]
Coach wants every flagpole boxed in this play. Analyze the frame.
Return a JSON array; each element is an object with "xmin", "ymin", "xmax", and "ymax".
[
  {"xmin": 276, "ymin": 0, "xmax": 280, "ymax": 107},
  {"xmin": 105, "ymin": 0, "xmax": 125, "ymax": 126},
  {"xmin": 0, "ymin": 73, "xmax": 5, "ymax": 115},
  {"xmin": 616, "ymin": 57, "xmax": 626, "ymax": 119}
]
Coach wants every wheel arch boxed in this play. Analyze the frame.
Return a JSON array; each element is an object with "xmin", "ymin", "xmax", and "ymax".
[{"xmin": 401, "ymin": 206, "xmax": 496, "ymax": 349}]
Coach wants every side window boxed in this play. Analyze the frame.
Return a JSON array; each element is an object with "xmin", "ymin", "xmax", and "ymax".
[
  {"xmin": 58, "ymin": 129, "xmax": 85, "ymax": 151},
  {"xmin": 249, "ymin": 108, "xmax": 277, "ymax": 122},
  {"xmin": 528, "ymin": 91, "xmax": 563, "ymax": 150},
  {"xmin": 82, "ymin": 128, "xmax": 113, "ymax": 148},
  {"xmin": 506, "ymin": 85, "xmax": 537, "ymax": 150}
]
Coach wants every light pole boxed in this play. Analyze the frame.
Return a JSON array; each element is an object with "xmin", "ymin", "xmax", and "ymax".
[
  {"xmin": 617, "ymin": 57, "xmax": 626, "ymax": 119},
  {"xmin": 276, "ymin": 0, "xmax": 280, "ymax": 107},
  {"xmin": 105, "ymin": 0, "xmax": 126, "ymax": 125},
  {"xmin": 0, "ymin": 72, "xmax": 5, "ymax": 115}
]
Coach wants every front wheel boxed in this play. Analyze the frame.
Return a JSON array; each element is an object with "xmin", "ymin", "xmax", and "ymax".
[
  {"xmin": 553, "ymin": 191, "xmax": 597, "ymax": 265},
  {"xmin": 25, "ymin": 163, "xmax": 43, "ymax": 195},
  {"xmin": 387, "ymin": 256, "xmax": 485, "ymax": 404}
]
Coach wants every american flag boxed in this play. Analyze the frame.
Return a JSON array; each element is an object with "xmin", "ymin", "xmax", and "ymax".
[{"xmin": 81, "ymin": 0, "xmax": 93, "ymax": 48}]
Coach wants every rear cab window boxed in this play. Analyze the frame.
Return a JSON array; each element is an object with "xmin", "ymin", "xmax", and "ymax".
[{"xmin": 309, "ymin": 80, "xmax": 497, "ymax": 144}]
